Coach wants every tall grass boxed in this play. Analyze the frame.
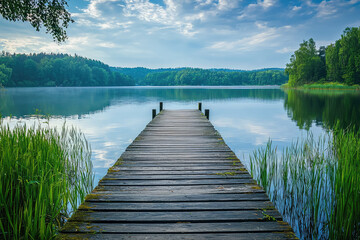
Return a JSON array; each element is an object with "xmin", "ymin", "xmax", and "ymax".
[
  {"xmin": 0, "ymin": 119, "xmax": 94, "ymax": 239},
  {"xmin": 250, "ymin": 127, "xmax": 360, "ymax": 239},
  {"xmin": 330, "ymin": 127, "xmax": 360, "ymax": 239}
]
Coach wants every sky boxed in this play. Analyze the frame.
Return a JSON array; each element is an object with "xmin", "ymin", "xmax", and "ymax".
[{"xmin": 0, "ymin": 0, "xmax": 360, "ymax": 69}]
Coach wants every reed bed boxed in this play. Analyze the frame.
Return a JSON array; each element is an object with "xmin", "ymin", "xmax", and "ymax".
[
  {"xmin": 250, "ymin": 127, "xmax": 359, "ymax": 239},
  {"xmin": 0, "ymin": 119, "xmax": 93, "ymax": 239}
]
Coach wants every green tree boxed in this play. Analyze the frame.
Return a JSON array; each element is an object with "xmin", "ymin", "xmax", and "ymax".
[
  {"xmin": 338, "ymin": 27, "xmax": 360, "ymax": 85},
  {"xmin": 326, "ymin": 41, "xmax": 342, "ymax": 82},
  {"xmin": 0, "ymin": 64, "xmax": 12, "ymax": 87},
  {"xmin": 91, "ymin": 67, "xmax": 109, "ymax": 86},
  {"xmin": 285, "ymin": 38, "xmax": 326, "ymax": 86},
  {"xmin": 0, "ymin": 0, "xmax": 73, "ymax": 42},
  {"xmin": 24, "ymin": 59, "xmax": 39, "ymax": 85}
]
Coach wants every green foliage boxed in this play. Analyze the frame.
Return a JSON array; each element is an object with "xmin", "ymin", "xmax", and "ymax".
[
  {"xmin": 0, "ymin": 53, "xmax": 287, "ymax": 87},
  {"xmin": 285, "ymin": 38, "xmax": 326, "ymax": 87},
  {"xmin": 330, "ymin": 126, "xmax": 360, "ymax": 239},
  {"xmin": 326, "ymin": 41, "xmax": 342, "ymax": 83},
  {"xmin": 250, "ymin": 127, "xmax": 360, "ymax": 239},
  {"xmin": 0, "ymin": 52, "xmax": 135, "ymax": 87},
  {"xmin": 337, "ymin": 27, "xmax": 360, "ymax": 85},
  {"xmin": 0, "ymin": 0, "xmax": 73, "ymax": 42},
  {"xmin": 0, "ymin": 64, "xmax": 12, "ymax": 87},
  {"xmin": 139, "ymin": 68, "xmax": 288, "ymax": 86},
  {"xmin": 301, "ymin": 82, "xmax": 360, "ymax": 90},
  {"xmin": 112, "ymin": 67, "xmax": 185, "ymax": 82},
  {"xmin": 0, "ymin": 120, "xmax": 94, "ymax": 239},
  {"xmin": 287, "ymin": 26, "xmax": 360, "ymax": 87}
]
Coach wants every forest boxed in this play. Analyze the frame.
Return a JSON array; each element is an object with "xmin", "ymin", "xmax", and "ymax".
[
  {"xmin": 0, "ymin": 52, "xmax": 288, "ymax": 87},
  {"xmin": 138, "ymin": 68, "xmax": 287, "ymax": 86},
  {"xmin": 285, "ymin": 26, "xmax": 360, "ymax": 87},
  {"xmin": 0, "ymin": 53, "xmax": 135, "ymax": 87}
]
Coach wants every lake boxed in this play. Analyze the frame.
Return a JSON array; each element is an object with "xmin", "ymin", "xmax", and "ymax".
[
  {"xmin": 1, "ymin": 86, "xmax": 359, "ymax": 184},
  {"xmin": 1, "ymin": 86, "xmax": 360, "ymax": 238}
]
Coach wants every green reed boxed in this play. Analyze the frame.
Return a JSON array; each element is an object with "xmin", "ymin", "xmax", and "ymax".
[
  {"xmin": 0, "ymin": 119, "xmax": 94, "ymax": 239},
  {"xmin": 250, "ymin": 127, "xmax": 359, "ymax": 239},
  {"xmin": 330, "ymin": 126, "xmax": 360, "ymax": 239}
]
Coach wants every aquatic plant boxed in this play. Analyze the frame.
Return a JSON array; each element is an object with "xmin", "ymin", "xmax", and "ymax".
[
  {"xmin": 0, "ymin": 119, "xmax": 93, "ymax": 239},
  {"xmin": 250, "ymin": 127, "xmax": 359, "ymax": 239}
]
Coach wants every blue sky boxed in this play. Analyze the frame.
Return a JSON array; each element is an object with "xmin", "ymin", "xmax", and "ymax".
[{"xmin": 1, "ymin": 0, "xmax": 360, "ymax": 69}]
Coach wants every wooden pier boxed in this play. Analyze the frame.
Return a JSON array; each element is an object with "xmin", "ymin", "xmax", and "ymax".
[{"xmin": 58, "ymin": 109, "xmax": 296, "ymax": 239}]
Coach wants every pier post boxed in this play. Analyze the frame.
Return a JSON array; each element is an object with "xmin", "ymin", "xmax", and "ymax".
[
  {"xmin": 205, "ymin": 109, "xmax": 210, "ymax": 120},
  {"xmin": 198, "ymin": 102, "xmax": 202, "ymax": 111},
  {"xmin": 152, "ymin": 109, "xmax": 156, "ymax": 119},
  {"xmin": 160, "ymin": 102, "xmax": 163, "ymax": 112}
]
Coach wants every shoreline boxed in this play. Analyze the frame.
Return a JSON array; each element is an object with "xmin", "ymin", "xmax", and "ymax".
[{"xmin": 281, "ymin": 82, "xmax": 360, "ymax": 90}]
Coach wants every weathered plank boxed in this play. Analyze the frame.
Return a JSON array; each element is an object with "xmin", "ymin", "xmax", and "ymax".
[
  {"xmin": 84, "ymin": 193, "xmax": 270, "ymax": 202},
  {"xmin": 102, "ymin": 174, "xmax": 252, "ymax": 180},
  {"xmin": 57, "ymin": 109, "xmax": 295, "ymax": 239},
  {"xmin": 69, "ymin": 210, "xmax": 283, "ymax": 222},
  {"xmin": 78, "ymin": 201, "xmax": 275, "ymax": 211},
  {"xmin": 98, "ymin": 179, "xmax": 255, "ymax": 186},
  {"xmin": 61, "ymin": 222, "xmax": 293, "ymax": 233},
  {"xmin": 56, "ymin": 233, "xmax": 297, "ymax": 240}
]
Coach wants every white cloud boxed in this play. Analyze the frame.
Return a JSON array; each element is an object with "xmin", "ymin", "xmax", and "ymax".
[
  {"xmin": 217, "ymin": 0, "xmax": 238, "ymax": 11},
  {"xmin": 0, "ymin": 36, "xmax": 44, "ymax": 53},
  {"xmin": 316, "ymin": 1, "xmax": 337, "ymax": 18},
  {"xmin": 258, "ymin": 0, "xmax": 277, "ymax": 9},
  {"xmin": 0, "ymin": 34, "xmax": 119, "ymax": 54},
  {"xmin": 195, "ymin": 0, "xmax": 215, "ymax": 7},
  {"xmin": 276, "ymin": 47, "xmax": 294, "ymax": 53},
  {"xmin": 238, "ymin": 0, "xmax": 277, "ymax": 20},
  {"xmin": 1, "ymin": 0, "xmax": 359, "ymax": 68},
  {"xmin": 84, "ymin": 0, "xmax": 119, "ymax": 18},
  {"xmin": 38, "ymin": 36, "xmax": 90, "ymax": 52},
  {"xmin": 75, "ymin": 0, "xmax": 201, "ymax": 36},
  {"xmin": 98, "ymin": 42, "xmax": 117, "ymax": 48},
  {"xmin": 208, "ymin": 24, "xmax": 289, "ymax": 52}
]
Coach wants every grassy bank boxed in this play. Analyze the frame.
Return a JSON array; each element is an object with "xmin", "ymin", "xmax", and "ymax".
[
  {"xmin": 282, "ymin": 82, "xmax": 360, "ymax": 90},
  {"xmin": 250, "ymin": 127, "xmax": 360, "ymax": 239},
  {"xmin": 0, "ymin": 120, "xmax": 94, "ymax": 239}
]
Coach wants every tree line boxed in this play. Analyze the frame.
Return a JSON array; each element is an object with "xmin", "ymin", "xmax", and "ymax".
[
  {"xmin": 286, "ymin": 27, "xmax": 360, "ymax": 86},
  {"xmin": 0, "ymin": 52, "xmax": 135, "ymax": 87},
  {"xmin": 0, "ymin": 52, "xmax": 288, "ymax": 87},
  {"xmin": 138, "ymin": 68, "xmax": 288, "ymax": 86}
]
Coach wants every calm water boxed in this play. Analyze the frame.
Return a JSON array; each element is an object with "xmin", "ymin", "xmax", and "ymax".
[{"xmin": 1, "ymin": 86, "xmax": 360, "ymax": 184}]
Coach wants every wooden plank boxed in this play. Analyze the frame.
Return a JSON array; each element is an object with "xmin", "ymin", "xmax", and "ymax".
[
  {"xmin": 57, "ymin": 232, "xmax": 298, "ymax": 240},
  {"xmin": 92, "ymin": 184, "xmax": 265, "ymax": 194},
  {"xmin": 98, "ymin": 179, "xmax": 255, "ymax": 186},
  {"xmin": 102, "ymin": 174, "xmax": 252, "ymax": 180},
  {"xmin": 109, "ymin": 166, "xmax": 241, "ymax": 171},
  {"xmin": 58, "ymin": 109, "xmax": 295, "ymax": 239},
  {"xmin": 79, "ymin": 201, "xmax": 275, "ymax": 211},
  {"xmin": 117, "ymin": 161, "xmax": 239, "ymax": 165},
  {"xmin": 103, "ymin": 170, "xmax": 249, "ymax": 175},
  {"xmin": 61, "ymin": 222, "xmax": 293, "ymax": 233},
  {"xmin": 69, "ymin": 210, "xmax": 282, "ymax": 222},
  {"xmin": 84, "ymin": 193, "xmax": 270, "ymax": 202}
]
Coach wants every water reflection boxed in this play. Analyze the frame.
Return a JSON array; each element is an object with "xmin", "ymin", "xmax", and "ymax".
[
  {"xmin": 1, "ymin": 86, "xmax": 359, "ymax": 187},
  {"xmin": 284, "ymin": 89, "xmax": 360, "ymax": 130},
  {"xmin": 0, "ymin": 87, "xmax": 284, "ymax": 117}
]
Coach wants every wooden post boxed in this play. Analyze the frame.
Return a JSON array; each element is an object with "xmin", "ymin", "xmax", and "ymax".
[
  {"xmin": 152, "ymin": 109, "xmax": 156, "ymax": 119},
  {"xmin": 198, "ymin": 102, "xmax": 202, "ymax": 111},
  {"xmin": 160, "ymin": 102, "xmax": 163, "ymax": 112},
  {"xmin": 205, "ymin": 109, "xmax": 210, "ymax": 120}
]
